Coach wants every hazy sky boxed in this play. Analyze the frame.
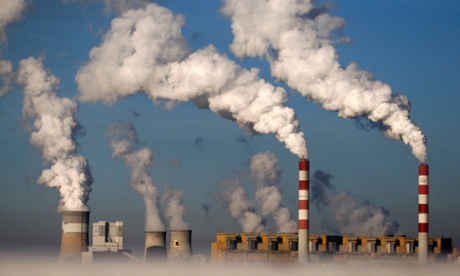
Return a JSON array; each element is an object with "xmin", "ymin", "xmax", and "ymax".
[{"xmin": 0, "ymin": 0, "xmax": 459, "ymax": 257}]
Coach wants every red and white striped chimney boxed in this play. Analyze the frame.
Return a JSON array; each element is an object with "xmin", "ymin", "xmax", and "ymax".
[
  {"xmin": 298, "ymin": 159, "xmax": 309, "ymax": 263},
  {"xmin": 418, "ymin": 164, "xmax": 429, "ymax": 264}
]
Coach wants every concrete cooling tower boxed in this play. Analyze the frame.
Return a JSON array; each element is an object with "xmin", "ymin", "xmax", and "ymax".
[
  {"xmin": 59, "ymin": 211, "xmax": 90, "ymax": 262},
  {"xmin": 168, "ymin": 230, "xmax": 192, "ymax": 262},
  {"xmin": 144, "ymin": 231, "xmax": 167, "ymax": 262}
]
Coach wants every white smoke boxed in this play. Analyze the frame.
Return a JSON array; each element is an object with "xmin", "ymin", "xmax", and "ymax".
[
  {"xmin": 222, "ymin": 0, "xmax": 427, "ymax": 163},
  {"xmin": 219, "ymin": 178, "xmax": 265, "ymax": 233},
  {"xmin": 220, "ymin": 151, "xmax": 296, "ymax": 233},
  {"xmin": 0, "ymin": 59, "xmax": 13, "ymax": 97},
  {"xmin": 0, "ymin": 0, "xmax": 27, "ymax": 97},
  {"xmin": 106, "ymin": 122, "xmax": 165, "ymax": 232},
  {"xmin": 0, "ymin": 0, "xmax": 26, "ymax": 44},
  {"xmin": 75, "ymin": 3, "xmax": 308, "ymax": 158},
  {"xmin": 311, "ymin": 170, "xmax": 400, "ymax": 236},
  {"xmin": 251, "ymin": 151, "xmax": 296, "ymax": 233},
  {"xmin": 162, "ymin": 186, "xmax": 189, "ymax": 231},
  {"xmin": 17, "ymin": 57, "xmax": 92, "ymax": 211}
]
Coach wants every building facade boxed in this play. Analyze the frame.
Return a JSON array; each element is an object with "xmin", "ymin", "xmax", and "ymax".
[{"xmin": 211, "ymin": 233, "xmax": 457, "ymax": 264}]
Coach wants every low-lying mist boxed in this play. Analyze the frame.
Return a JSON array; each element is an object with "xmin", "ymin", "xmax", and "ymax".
[{"xmin": 2, "ymin": 253, "xmax": 459, "ymax": 276}]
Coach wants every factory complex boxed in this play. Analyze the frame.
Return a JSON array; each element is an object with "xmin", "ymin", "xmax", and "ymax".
[{"xmin": 54, "ymin": 159, "xmax": 460, "ymax": 266}]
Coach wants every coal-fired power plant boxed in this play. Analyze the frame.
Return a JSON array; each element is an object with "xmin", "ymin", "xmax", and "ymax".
[
  {"xmin": 418, "ymin": 164, "xmax": 429, "ymax": 265},
  {"xmin": 59, "ymin": 211, "xmax": 90, "ymax": 262},
  {"xmin": 168, "ymin": 230, "xmax": 192, "ymax": 262},
  {"xmin": 298, "ymin": 159, "xmax": 309, "ymax": 263},
  {"xmin": 144, "ymin": 231, "xmax": 167, "ymax": 261}
]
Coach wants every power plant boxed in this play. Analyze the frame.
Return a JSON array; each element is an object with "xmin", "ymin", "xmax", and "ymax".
[{"xmin": 54, "ymin": 161, "xmax": 458, "ymax": 266}]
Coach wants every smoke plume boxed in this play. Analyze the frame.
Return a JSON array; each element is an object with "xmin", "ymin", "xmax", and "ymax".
[
  {"xmin": 106, "ymin": 122, "xmax": 165, "ymax": 232},
  {"xmin": 76, "ymin": 3, "xmax": 308, "ymax": 158},
  {"xmin": 219, "ymin": 178, "xmax": 265, "ymax": 233},
  {"xmin": 162, "ymin": 186, "xmax": 189, "ymax": 231},
  {"xmin": 220, "ymin": 151, "xmax": 296, "ymax": 233},
  {"xmin": 0, "ymin": 60, "xmax": 13, "ymax": 97},
  {"xmin": 222, "ymin": 0, "xmax": 427, "ymax": 163},
  {"xmin": 0, "ymin": 0, "xmax": 27, "ymax": 97},
  {"xmin": 251, "ymin": 151, "xmax": 296, "ymax": 232},
  {"xmin": 17, "ymin": 57, "xmax": 92, "ymax": 211},
  {"xmin": 311, "ymin": 170, "xmax": 400, "ymax": 236},
  {"xmin": 0, "ymin": 0, "xmax": 26, "ymax": 44}
]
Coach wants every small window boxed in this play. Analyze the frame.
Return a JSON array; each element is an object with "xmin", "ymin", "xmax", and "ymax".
[{"xmin": 173, "ymin": 240, "xmax": 180, "ymax": 247}]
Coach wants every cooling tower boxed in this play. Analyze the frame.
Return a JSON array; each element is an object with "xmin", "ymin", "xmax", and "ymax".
[
  {"xmin": 59, "ymin": 210, "xmax": 90, "ymax": 262},
  {"xmin": 168, "ymin": 230, "xmax": 192, "ymax": 262},
  {"xmin": 298, "ymin": 159, "xmax": 309, "ymax": 263},
  {"xmin": 144, "ymin": 231, "xmax": 167, "ymax": 262},
  {"xmin": 418, "ymin": 164, "xmax": 429, "ymax": 265}
]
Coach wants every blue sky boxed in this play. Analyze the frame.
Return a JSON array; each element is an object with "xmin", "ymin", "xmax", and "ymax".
[{"xmin": 0, "ymin": 0, "xmax": 459, "ymax": 257}]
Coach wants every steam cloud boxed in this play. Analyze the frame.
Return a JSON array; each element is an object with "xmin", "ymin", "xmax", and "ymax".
[
  {"xmin": 222, "ymin": 0, "xmax": 427, "ymax": 163},
  {"xmin": 220, "ymin": 178, "xmax": 265, "ymax": 233},
  {"xmin": 106, "ymin": 122, "xmax": 165, "ymax": 232},
  {"xmin": 76, "ymin": 3, "xmax": 308, "ymax": 158},
  {"xmin": 220, "ymin": 151, "xmax": 296, "ymax": 233},
  {"xmin": 251, "ymin": 151, "xmax": 296, "ymax": 233},
  {"xmin": 0, "ymin": 0, "xmax": 27, "ymax": 97},
  {"xmin": 162, "ymin": 186, "xmax": 189, "ymax": 230},
  {"xmin": 17, "ymin": 57, "xmax": 92, "ymax": 211},
  {"xmin": 311, "ymin": 170, "xmax": 400, "ymax": 236}
]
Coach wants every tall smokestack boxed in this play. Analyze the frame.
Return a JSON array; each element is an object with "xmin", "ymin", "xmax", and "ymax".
[
  {"xmin": 144, "ymin": 231, "xmax": 167, "ymax": 262},
  {"xmin": 168, "ymin": 230, "xmax": 192, "ymax": 262},
  {"xmin": 418, "ymin": 164, "xmax": 429, "ymax": 265},
  {"xmin": 59, "ymin": 211, "xmax": 89, "ymax": 262},
  {"xmin": 298, "ymin": 159, "xmax": 309, "ymax": 263}
]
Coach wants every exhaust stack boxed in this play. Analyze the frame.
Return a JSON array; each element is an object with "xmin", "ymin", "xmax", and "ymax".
[
  {"xmin": 298, "ymin": 159, "xmax": 309, "ymax": 263},
  {"xmin": 418, "ymin": 164, "xmax": 429, "ymax": 265},
  {"xmin": 144, "ymin": 231, "xmax": 167, "ymax": 262},
  {"xmin": 168, "ymin": 230, "xmax": 192, "ymax": 262},
  {"xmin": 59, "ymin": 211, "xmax": 89, "ymax": 262}
]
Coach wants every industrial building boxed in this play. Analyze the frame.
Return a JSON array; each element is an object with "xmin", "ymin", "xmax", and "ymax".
[
  {"xmin": 82, "ymin": 221, "xmax": 133, "ymax": 264},
  {"xmin": 211, "ymin": 233, "xmax": 458, "ymax": 264}
]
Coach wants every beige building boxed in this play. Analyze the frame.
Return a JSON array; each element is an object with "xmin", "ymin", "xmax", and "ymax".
[{"xmin": 211, "ymin": 233, "xmax": 457, "ymax": 264}]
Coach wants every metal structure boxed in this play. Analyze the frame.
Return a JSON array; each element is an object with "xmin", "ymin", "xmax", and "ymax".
[
  {"xmin": 59, "ymin": 210, "xmax": 89, "ymax": 262},
  {"xmin": 418, "ymin": 164, "xmax": 429, "ymax": 264},
  {"xmin": 168, "ymin": 230, "xmax": 192, "ymax": 262},
  {"xmin": 298, "ymin": 159, "xmax": 309, "ymax": 263},
  {"xmin": 144, "ymin": 231, "xmax": 167, "ymax": 262}
]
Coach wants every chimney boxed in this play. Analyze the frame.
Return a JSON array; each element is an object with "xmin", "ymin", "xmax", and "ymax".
[
  {"xmin": 168, "ymin": 230, "xmax": 192, "ymax": 262},
  {"xmin": 418, "ymin": 164, "xmax": 429, "ymax": 265},
  {"xmin": 144, "ymin": 231, "xmax": 167, "ymax": 262},
  {"xmin": 298, "ymin": 159, "xmax": 309, "ymax": 263},
  {"xmin": 59, "ymin": 210, "xmax": 90, "ymax": 262}
]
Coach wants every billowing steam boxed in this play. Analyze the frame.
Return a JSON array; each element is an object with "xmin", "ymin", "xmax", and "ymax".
[
  {"xmin": 220, "ymin": 151, "xmax": 296, "ymax": 233},
  {"xmin": 106, "ymin": 122, "xmax": 165, "ymax": 232},
  {"xmin": 220, "ymin": 178, "xmax": 265, "ymax": 233},
  {"xmin": 251, "ymin": 151, "xmax": 296, "ymax": 232},
  {"xmin": 76, "ymin": 3, "xmax": 308, "ymax": 158},
  {"xmin": 311, "ymin": 170, "xmax": 400, "ymax": 236},
  {"xmin": 222, "ymin": 0, "xmax": 427, "ymax": 163},
  {"xmin": 17, "ymin": 57, "xmax": 92, "ymax": 211},
  {"xmin": 162, "ymin": 186, "xmax": 189, "ymax": 230},
  {"xmin": 0, "ymin": 0, "xmax": 27, "ymax": 97}
]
